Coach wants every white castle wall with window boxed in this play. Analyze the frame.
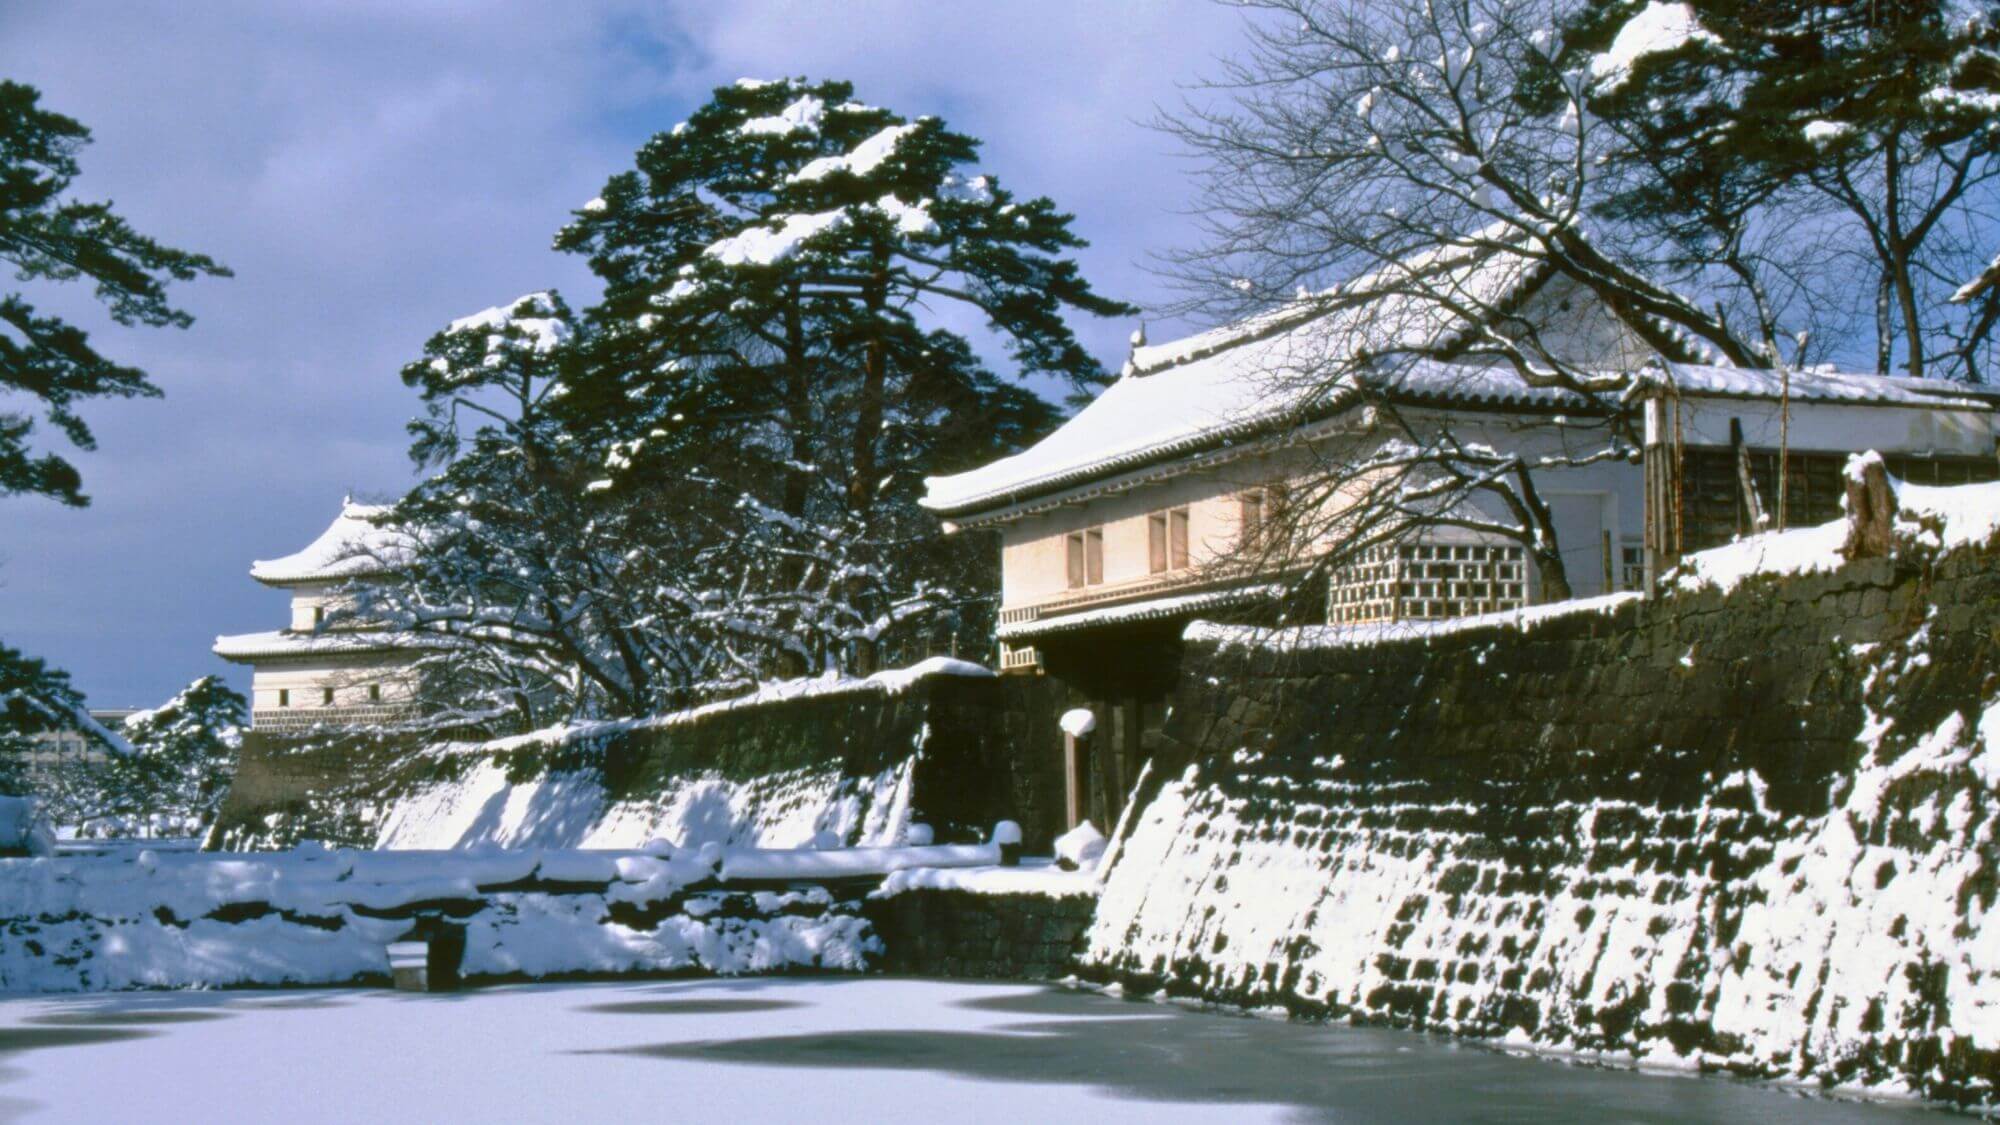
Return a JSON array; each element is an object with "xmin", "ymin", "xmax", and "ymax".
[{"xmin": 213, "ymin": 500, "xmax": 420, "ymax": 733}]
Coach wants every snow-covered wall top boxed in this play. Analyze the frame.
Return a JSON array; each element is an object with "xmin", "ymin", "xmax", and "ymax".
[{"xmin": 1085, "ymin": 521, "xmax": 2000, "ymax": 1110}]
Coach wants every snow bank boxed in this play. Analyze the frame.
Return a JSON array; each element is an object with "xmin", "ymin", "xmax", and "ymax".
[
  {"xmin": 872, "ymin": 861, "xmax": 1100, "ymax": 900},
  {"xmin": 372, "ymin": 751, "xmax": 917, "ymax": 854},
  {"xmin": 1053, "ymin": 821, "xmax": 1107, "ymax": 872},
  {"xmin": 0, "ymin": 844, "xmax": 878, "ymax": 993},
  {"xmin": 1672, "ymin": 469, "xmax": 2000, "ymax": 594},
  {"xmin": 1669, "ymin": 517, "xmax": 1852, "ymax": 594},
  {"xmin": 0, "ymin": 795, "xmax": 55, "ymax": 857}
]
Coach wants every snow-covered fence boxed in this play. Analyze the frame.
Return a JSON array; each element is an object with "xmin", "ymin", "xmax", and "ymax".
[{"xmin": 1085, "ymin": 481, "xmax": 2000, "ymax": 1110}]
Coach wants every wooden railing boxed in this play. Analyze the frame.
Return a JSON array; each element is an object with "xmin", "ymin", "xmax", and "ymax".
[{"xmin": 999, "ymin": 644, "xmax": 1042, "ymax": 672}]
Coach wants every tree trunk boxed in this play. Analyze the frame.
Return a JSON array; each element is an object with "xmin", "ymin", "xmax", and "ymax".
[
  {"xmin": 1511, "ymin": 461, "xmax": 1572, "ymax": 603},
  {"xmin": 1883, "ymin": 139, "xmax": 1926, "ymax": 378},
  {"xmin": 782, "ymin": 283, "xmax": 812, "ymax": 522},
  {"xmin": 848, "ymin": 269, "xmax": 889, "ymax": 522},
  {"xmin": 1535, "ymin": 545, "xmax": 1573, "ymax": 603},
  {"xmin": 845, "ymin": 261, "xmax": 892, "ymax": 674}
]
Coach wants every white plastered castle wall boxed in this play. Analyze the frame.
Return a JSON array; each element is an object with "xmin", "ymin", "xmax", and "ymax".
[
  {"xmin": 1662, "ymin": 395, "xmax": 1999, "ymax": 456},
  {"xmin": 997, "ymin": 412, "xmax": 1651, "ymax": 612},
  {"xmin": 250, "ymin": 654, "xmax": 417, "ymax": 714},
  {"xmin": 998, "ymin": 447, "xmax": 1308, "ymax": 609}
]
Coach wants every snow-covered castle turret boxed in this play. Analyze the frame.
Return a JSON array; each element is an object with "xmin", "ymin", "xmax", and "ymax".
[{"xmin": 213, "ymin": 499, "xmax": 418, "ymax": 732}]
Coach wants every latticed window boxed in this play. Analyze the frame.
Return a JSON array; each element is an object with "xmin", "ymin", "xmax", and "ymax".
[{"xmin": 1328, "ymin": 538, "xmax": 1527, "ymax": 623}]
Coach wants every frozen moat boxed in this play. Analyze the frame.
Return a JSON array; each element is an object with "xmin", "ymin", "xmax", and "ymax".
[{"xmin": 0, "ymin": 978, "xmax": 1953, "ymax": 1122}]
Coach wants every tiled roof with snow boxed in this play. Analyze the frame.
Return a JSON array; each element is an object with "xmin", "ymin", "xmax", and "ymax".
[
  {"xmin": 1640, "ymin": 364, "xmax": 2000, "ymax": 409},
  {"xmin": 997, "ymin": 584, "xmax": 1284, "ymax": 642},
  {"xmin": 249, "ymin": 501, "xmax": 410, "ymax": 585},
  {"xmin": 923, "ymin": 245, "xmax": 1551, "ymax": 518},
  {"xmin": 922, "ymin": 241, "xmax": 2000, "ymax": 521},
  {"xmin": 211, "ymin": 629, "xmax": 422, "ymax": 662}
]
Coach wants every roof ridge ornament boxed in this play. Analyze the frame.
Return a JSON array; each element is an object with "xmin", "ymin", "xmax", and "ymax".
[{"xmin": 1119, "ymin": 321, "xmax": 1147, "ymax": 380}]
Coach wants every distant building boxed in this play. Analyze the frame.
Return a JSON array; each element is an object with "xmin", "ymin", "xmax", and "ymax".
[
  {"xmin": 923, "ymin": 243, "xmax": 2000, "ymax": 832},
  {"xmin": 20, "ymin": 710, "xmax": 138, "ymax": 783},
  {"xmin": 213, "ymin": 500, "xmax": 418, "ymax": 732}
]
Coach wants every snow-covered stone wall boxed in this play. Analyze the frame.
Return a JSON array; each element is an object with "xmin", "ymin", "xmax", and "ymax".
[
  {"xmin": 1083, "ymin": 539, "xmax": 2000, "ymax": 1108},
  {"xmin": 0, "ymin": 845, "xmax": 875, "ymax": 993},
  {"xmin": 211, "ymin": 666, "xmax": 1072, "ymax": 854}
]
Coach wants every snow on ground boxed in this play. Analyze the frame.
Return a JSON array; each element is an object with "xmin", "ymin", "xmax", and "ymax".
[
  {"xmin": 0, "ymin": 836, "xmax": 1064, "ymax": 993},
  {"xmin": 0, "ymin": 844, "xmax": 896, "ymax": 992},
  {"xmin": 0, "ymin": 978, "xmax": 1935, "ymax": 1123}
]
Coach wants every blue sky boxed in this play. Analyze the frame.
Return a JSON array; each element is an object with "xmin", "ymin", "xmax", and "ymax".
[{"xmin": 0, "ymin": 1, "xmax": 1244, "ymax": 708}]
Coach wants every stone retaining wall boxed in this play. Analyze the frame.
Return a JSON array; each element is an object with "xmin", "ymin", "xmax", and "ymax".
[
  {"xmin": 212, "ymin": 672, "xmax": 1072, "ymax": 854},
  {"xmin": 1082, "ymin": 540, "xmax": 2000, "ymax": 1109},
  {"xmin": 864, "ymin": 889, "xmax": 1096, "ymax": 980}
]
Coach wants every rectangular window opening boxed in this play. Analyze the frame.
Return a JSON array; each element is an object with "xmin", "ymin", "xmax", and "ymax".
[
  {"xmin": 277, "ymin": 689, "xmax": 290, "ymax": 708},
  {"xmin": 1241, "ymin": 493, "xmax": 1264, "ymax": 551},
  {"xmin": 321, "ymin": 687, "xmax": 335, "ymax": 706},
  {"xmin": 1085, "ymin": 528, "xmax": 1104, "ymax": 585}
]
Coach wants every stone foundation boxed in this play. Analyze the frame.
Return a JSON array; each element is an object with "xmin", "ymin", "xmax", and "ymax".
[
  {"xmin": 864, "ymin": 889, "xmax": 1096, "ymax": 980},
  {"xmin": 1083, "ymin": 539, "xmax": 2000, "ymax": 1109}
]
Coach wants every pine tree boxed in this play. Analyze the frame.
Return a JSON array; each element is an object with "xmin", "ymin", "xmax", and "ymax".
[
  {"xmin": 0, "ymin": 641, "xmax": 87, "ymax": 794},
  {"xmin": 0, "ymin": 80, "xmax": 230, "ymax": 506},
  {"xmin": 0, "ymin": 81, "xmax": 229, "ymax": 798},
  {"xmin": 92, "ymin": 675, "xmax": 245, "ymax": 837},
  {"xmin": 554, "ymin": 77, "xmax": 1130, "ymax": 676},
  {"xmin": 371, "ymin": 79, "xmax": 1130, "ymax": 723},
  {"xmin": 381, "ymin": 290, "xmax": 727, "ymax": 720},
  {"xmin": 1562, "ymin": 0, "xmax": 2000, "ymax": 379}
]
